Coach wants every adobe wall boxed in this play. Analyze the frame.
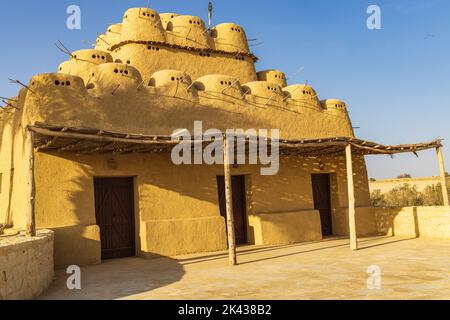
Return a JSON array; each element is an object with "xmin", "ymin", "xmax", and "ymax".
[
  {"xmin": 0, "ymin": 230, "xmax": 54, "ymax": 300},
  {"xmin": 374, "ymin": 206, "xmax": 450, "ymax": 239},
  {"xmin": 20, "ymin": 72, "xmax": 354, "ymax": 141},
  {"xmin": 0, "ymin": 89, "xmax": 30, "ymax": 231},
  {"xmin": 34, "ymin": 150, "xmax": 373, "ymax": 267}
]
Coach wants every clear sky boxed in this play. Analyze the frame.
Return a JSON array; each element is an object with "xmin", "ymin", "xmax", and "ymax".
[{"xmin": 0, "ymin": 0, "xmax": 449, "ymax": 179}]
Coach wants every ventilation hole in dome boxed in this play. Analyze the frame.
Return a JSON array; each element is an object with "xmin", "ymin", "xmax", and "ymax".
[
  {"xmin": 171, "ymin": 77, "xmax": 175, "ymax": 81},
  {"xmin": 61, "ymin": 82, "xmax": 65, "ymax": 86},
  {"xmin": 101, "ymin": 56, "xmax": 105, "ymax": 60},
  {"xmin": 124, "ymin": 70, "xmax": 129, "ymax": 75},
  {"xmin": 120, "ymin": 70, "xmax": 123, "ymax": 73},
  {"xmin": 114, "ymin": 69, "xmax": 119, "ymax": 73},
  {"xmin": 66, "ymin": 81, "xmax": 71, "ymax": 86},
  {"xmin": 126, "ymin": 60, "xmax": 130, "ymax": 64},
  {"xmin": 55, "ymin": 80, "xmax": 60, "ymax": 85}
]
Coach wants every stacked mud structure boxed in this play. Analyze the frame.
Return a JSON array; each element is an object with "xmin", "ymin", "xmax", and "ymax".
[{"xmin": 0, "ymin": 7, "xmax": 445, "ymax": 268}]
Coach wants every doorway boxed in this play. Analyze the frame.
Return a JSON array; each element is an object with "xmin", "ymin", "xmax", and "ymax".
[
  {"xmin": 217, "ymin": 175, "xmax": 248, "ymax": 245},
  {"xmin": 94, "ymin": 177, "xmax": 136, "ymax": 260},
  {"xmin": 311, "ymin": 174, "xmax": 333, "ymax": 236}
]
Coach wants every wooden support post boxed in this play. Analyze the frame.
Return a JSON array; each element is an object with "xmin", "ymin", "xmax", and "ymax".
[
  {"xmin": 345, "ymin": 144, "xmax": 358, "ymax": 250},
  {"xmin": 223, "ymin": 137, "xmax": 237, "ymax": 266},
  {"xmin": 436, "ymin": 147, "xmax": 449, "ymax": 206},
  {"xmin": 26, "ymin": 128, "xmax": 36, "ymax": 237}
]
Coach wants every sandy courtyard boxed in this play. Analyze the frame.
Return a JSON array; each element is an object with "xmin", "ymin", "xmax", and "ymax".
[{"xmin": 40, "ymin": 236, "xmax": 450, "ymax": 300}]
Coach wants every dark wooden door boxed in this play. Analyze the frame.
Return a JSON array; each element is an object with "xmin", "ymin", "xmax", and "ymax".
[
  {"xmin": 217, "ymin": 175, "xmax": 248, "ymax": 245},
  {"xmin": 311, "ymin": 174, "xmax": 333, "ymax": 236},
  {"xmin": 94, "ymin": 178, "xmax": 136, "ymax": 260}
]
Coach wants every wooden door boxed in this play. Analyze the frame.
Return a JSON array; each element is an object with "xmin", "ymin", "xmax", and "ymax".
[
  {"xmin": 217, "ymin": 175, "xmax": 248, "ymax": 245},
  {"xmin": 94, "ymin": 178, "xmax": 136, "ymax": 260},
  {"xmin": 311, "ymin": 174, "xmax": 333, "ymax": 236}
]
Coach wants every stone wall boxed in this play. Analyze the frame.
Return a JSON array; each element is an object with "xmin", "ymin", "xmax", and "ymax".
[
  {"xmin": 374, "ymin": 206, "xmax": 450, "ymax": 239},
  {"xmin": 0, "ymin": 230, "xmax": 54, "ymax": 300}
]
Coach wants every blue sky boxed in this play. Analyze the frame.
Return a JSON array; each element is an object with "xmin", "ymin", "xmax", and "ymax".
[{"xmin": 0, "ymin": 0, "xmax": 449, "ymax": 179}]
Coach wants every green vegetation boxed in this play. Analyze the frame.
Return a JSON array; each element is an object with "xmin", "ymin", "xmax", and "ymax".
[{"xmin": 371, "ymin": 183, "xmax": 444, "ymax": 207}]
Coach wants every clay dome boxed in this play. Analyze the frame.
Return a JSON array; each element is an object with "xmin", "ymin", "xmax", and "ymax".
[
  {"xmin": 166, "ymin": 15, "xmax": 210, "ymax": 49},
  {"xmin": 159, "ymin": 13, "xmax": 179, "ymax": 29},
  {"xmin": 257, "ymin": 70, "xmax": 287, "ymax": 88},
  {"xmin": 194, "ymin": 75, "xmax": 242, "ymax": 99},
  {"xmin": 120, "ymin": 8, "xmax": 166, "ymax": 42},
  {"xmin": 321, "ymin": 99, "xmax": 347, "ymax": 111},
  {"xmin": 283, "ymin": 84, "xmax": 318, "ymax": 101},
  {"xmin": 241, "ymin": 81, "xmax": 283, "ymax": 100},
  {"xmin": 212, "ymin": 23, "xmax": 250, "ymax": 54},
  {"xmin": 149, "ymin": 70, "xmax": 192, "ymax": 87}
]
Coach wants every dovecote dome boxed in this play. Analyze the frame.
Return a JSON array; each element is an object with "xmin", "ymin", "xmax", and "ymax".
[
  {"xmin": 166, "ymin": 15, "xmax": 210, "ymax": 49},
  {"xmin": 120, "ymin": 8, "xmax": 166, "ymax": 43},
  {"xmin": 283, "ymin": 84, "xmax": 318, "ymax": 101},
  {"xmin": 212, "ymin": 23, "xmax": 250, "ymax": 54},
  {"xmin": 257, "ymin": 70, "xmax": 287, "ymax": 88},
  {"xmin": 194, "ymin": 74, "xmax": 242, "ymax": 99},
  {"xmin": 241, "ymin": 81, "xmax": 283, "ymax": 99},
  {"xmin": 149, "ymin": 70, "xmax": 192, "ymax": 87}
]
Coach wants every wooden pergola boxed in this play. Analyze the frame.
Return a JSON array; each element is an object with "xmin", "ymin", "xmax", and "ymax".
[{"xmin": 25, "ymin": 123, "xmax": 448, "ymax": 264}]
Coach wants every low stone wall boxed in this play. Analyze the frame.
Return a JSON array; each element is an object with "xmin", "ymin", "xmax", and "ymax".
[
  {"xmin": 0, "ymin": 230, "xmax": 54, "ymax": 300},
  {"xmin": 374, "ymin": 206, "xmax": 450, "ymax": 239}
]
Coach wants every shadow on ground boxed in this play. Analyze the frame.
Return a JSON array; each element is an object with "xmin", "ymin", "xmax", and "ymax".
[{"xmin": 40, "ymin": 255, "xmax": 185, "ymax": 300}]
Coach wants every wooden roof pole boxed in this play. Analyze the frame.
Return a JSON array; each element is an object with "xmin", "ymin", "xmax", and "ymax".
[
  {"xmin": 26, "ymin": 128, "xmax": 37, "ymax": 237},
  {"xmin": 436, "ymin": 147, "xmax": 450, "ymax": 206},
  {"xmin": 223, "ymin": 136, "xmax": 237, "ymax": 265},
  {"xmin": 345, "ymin": 144, "xmax": 358, "ymax": 250}
]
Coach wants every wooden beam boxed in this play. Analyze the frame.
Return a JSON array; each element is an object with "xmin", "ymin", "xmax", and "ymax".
[
  {"xmin": 26, "ymin": 128, "xmax": 36, "ymax": 237},
  {"xmin": 223, "ymin": 137, "xmax": 237, "ymax": 266},
  {"xmin": 30, "ymin": 127, "xmax": 180, "ymax": 146},
  {"xmin": 345, "ymin": 144, "xmax": 358, "ymax": 250},
  {"xmin": 436, "ymin": 147, "xmax": 450, "ymax": 206}
]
